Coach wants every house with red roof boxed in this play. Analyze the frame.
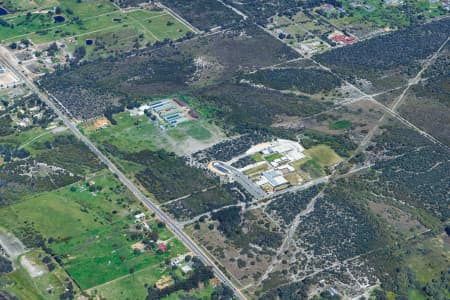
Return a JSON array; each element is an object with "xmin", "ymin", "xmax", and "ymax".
[{"xmin": 157, "ymin": 243, "xmax": 167, "ymax": 252}]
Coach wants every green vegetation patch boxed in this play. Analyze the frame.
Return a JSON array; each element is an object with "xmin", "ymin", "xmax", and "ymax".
[
  {"xmin": 87, "ymin": 112, "xmax": 215, "ymax": 155},
  {"xmin": 0, "ymin": 0, "xmax": 118, "ymax": 42},
  {"xmin": 250, "ymin": 152, "xmax": 264, "ymax": 162},
  {"xmin": 212, "ymin": 208, "xmax": 283, "ymax": 251},
  {"xmin": 87, "ymin": 113, "xmax": 164, "ymax": 153},
  {"xmin": 179, "ymin": 121, "xmax": 212, "ymax": 140},
  {"xmin": 2, "ymin": 249, "xmax": 74, "ymax": 300},
  {"xmin": 0, "ymin": 172, "xmax": 187, "ymax": 289},
  {"xmin": 302, "ymin": 130, "xmax": 357, "ymax": 157},
  {"xmin": 304, "ymin": 145, "xmax": 342, "ymax": 167},
  {"xmin": 0, "ymin": 4, "xmax": 191, "ymax": 47},
  {"xmin": 329, "ymin": 119, "xmax": 352, "ymax": 130},
  {"xmin": 243, "ymin": 163, "xmax": 269, "ymax": 175},
  {"xmin": 32, "ymin": 133, "xmax": 104, "ymax": 175},
  {"xmin": 264, "ymin": 152, "xmax": 283, "ymax": 162},
  {"xmin": 371, "ymin": 124, "xmax": 450, "ymax": 219},
  {"xmin": 331, "ymin": 0, "xmax": 447, "ymax": 37},
  {"xmin": 300, "ymin": 158, "xmax": 324, "ymax": 178}
]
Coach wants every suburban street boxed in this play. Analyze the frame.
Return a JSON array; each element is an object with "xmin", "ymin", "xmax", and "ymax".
[{"xmin": 0, "ymin": 52, "xmax": 247, "ymax": 300}]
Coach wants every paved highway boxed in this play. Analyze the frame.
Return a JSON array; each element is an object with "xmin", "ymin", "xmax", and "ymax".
[{"xmin": 0, "ymin": 52, "xmax": 247, "ymax": 300}]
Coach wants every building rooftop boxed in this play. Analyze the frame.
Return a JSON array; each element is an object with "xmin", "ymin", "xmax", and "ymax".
[{"xmin": 262, "ymin": 170, "xmax": 288, "ymax": 187}]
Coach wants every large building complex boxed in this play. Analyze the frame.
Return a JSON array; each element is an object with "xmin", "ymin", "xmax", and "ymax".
[{"xmin": 129, "ymin": 98, "xmax": 199, "ymax": 127}]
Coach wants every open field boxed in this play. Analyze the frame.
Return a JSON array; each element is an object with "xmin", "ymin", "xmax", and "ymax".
[
  {"xmin": 65, "ymin": 11, "xmax": 191, "ymax": 60},
  {"xmin": 84, "ymin": 110, "xmax": 225, "ymax": 156},
  {"xmin": 0, "ymin": 1, "xmax": 192, "ymax": 48},
  {"xmin": 92, "ymin": 261, "xmax": 218, "ymax": 300},
  {"xmin": 304, "ymin": 145, "xmax": 342, "ymax": 167},
  {"xmin": 0, "ymin": 171, "xmax": 188, "ymax": 290},
  {"xmin": 92, "ymin": 263, "xmax": 170, "ymax": 299}
]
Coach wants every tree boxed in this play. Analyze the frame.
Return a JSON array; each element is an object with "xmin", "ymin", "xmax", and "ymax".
[
  {"xmin": 149, "ymin": 231, "xmax": 159, "ymax": 242},
  {"xmin": 74, "ymin": 46, "xmax": 86, "ymax": 60},
  {"xmin": 0, "ymin": 256, "xmax": 13, "ymax": 274},
  {"xmin": 46, "ymin": 42, "xmax": 58, "ymax": 56},
  {"xmin": 20, "ymin": 39, "xmax": 31, "ymax": 47}
]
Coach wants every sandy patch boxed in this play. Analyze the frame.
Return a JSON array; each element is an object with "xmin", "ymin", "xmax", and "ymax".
[
  {"xmin": 20, "ymin": 256, "xmax": 46, "ymax": 277},
  {"xmin": 0, "ymin": 231, "xmax": 26, "ymax": 258},
  {"xmin": 155, "ymin": 275, "xmax": 174, "ymax": 290}
]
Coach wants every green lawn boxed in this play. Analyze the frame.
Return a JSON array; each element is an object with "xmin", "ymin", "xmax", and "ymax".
[{"xmin": 407, "ymin": 289, "xmax": 427, "ymax": 300}]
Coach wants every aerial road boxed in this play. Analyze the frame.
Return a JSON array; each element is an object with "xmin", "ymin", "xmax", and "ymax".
[
  {"xmin": 0, "ymin": 52, "xmax": 247, "ymax": 300},
  {"xmin": 214, "ymin": 161, "xmax": 268, "ymax": 200}
]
